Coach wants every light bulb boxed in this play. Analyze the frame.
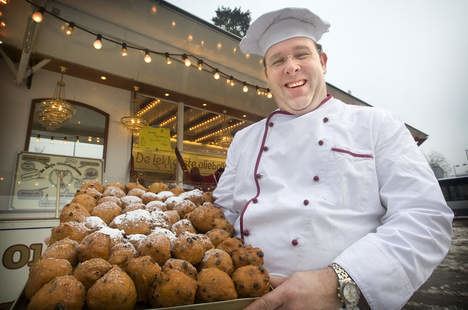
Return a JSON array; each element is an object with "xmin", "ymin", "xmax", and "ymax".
[
  {"xmin": 183, "ymin": 55, "xmax": 191, "ymax": 67},
  {"xmin": 226, "ymin": 78, "xmax": 231, "ymax": 85},
  {"xmin": 31, "ymin": 8, "xmax": 44, "ymax": 23},
  {"xmin": 93, "ymin": 35, "xmax": 103, "ymax": 49},
  {"xmin": 165, "ymin": 53, "xmax": 172, "ymax": 64},
  {"xmin": 242, "ymin": 83, "xmax": 249, "ymax": 93},
  {"xmin": 76, "ymin": 136, "xmax": 80, "ymax": 143},
  {"xmin": 213, "ymin": 70, "xmax": 220, "ymax": 80},
  {"xmin": 267, "ymin": 92, "xmax": 273, "ymax": 98},
  {"xmin": 230, "ymin": 79, "xmax": 235, "ymax": 87},
  {"xmin": 197, "ymin": 60, "xmax": 203, "ymax": 70},
  {"xmin": 88, "ymin": 136, "xmax": 92, "ymax": 142},
  {"xmin": 151, "ymin": 5, "xmax": 157, "ymax": 14},
  {"xmin": 256, "ymin": 87, "xmax": 261, "ymax": 95},
  {"xmin": 144, "ymin": 50, "xmax": 152, "ymax": 63},
  {"xmin": 65, "ymin": 23, "xmax": 74, "ymax": 36},
  {"xmin": 121, "ymin": 43, "xmax": 128, "ymax": 56}
]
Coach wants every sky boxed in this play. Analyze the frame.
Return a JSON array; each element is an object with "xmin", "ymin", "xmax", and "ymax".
[{"xmin": 166, "ymin": 0, "xmax": 468, "ymax": 175}]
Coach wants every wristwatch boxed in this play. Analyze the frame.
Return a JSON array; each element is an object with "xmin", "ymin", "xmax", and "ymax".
[{"xmin": 330, "ymin": 263, "xmax": 360, "ymax": 309}]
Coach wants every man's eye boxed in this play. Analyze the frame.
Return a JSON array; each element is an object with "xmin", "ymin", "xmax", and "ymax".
[
  {"xmin": 296, "ymin": 53, "xmax": 310, "ymax": 59},
  {"xmin": 271, "ymin": 59, "xmax": 284, "ymax": 66}
]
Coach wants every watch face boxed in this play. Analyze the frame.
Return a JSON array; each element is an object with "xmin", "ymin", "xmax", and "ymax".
[{"xmin": 343, "ymin": 282, "xmax": 360, "ymax": 304}]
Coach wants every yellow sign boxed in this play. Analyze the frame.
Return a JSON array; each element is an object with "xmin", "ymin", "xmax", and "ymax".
[
  {"xmin": 132, "ymin": 147, "xmax": 226, "ymax": 175},
  {"xmin": 139, "ymin": 127, "xmax": 172, "ymax": 152}
]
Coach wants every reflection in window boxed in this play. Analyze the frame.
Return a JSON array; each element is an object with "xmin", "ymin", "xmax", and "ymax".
[{"xmin": 28, "ymin": 136, "xmax": 103, "ymax": 159}]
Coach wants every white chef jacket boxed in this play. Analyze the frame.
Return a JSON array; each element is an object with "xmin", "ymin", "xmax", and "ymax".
[{"xmin": 213, "ymin": 96, "xmax": 453, "ymax": 309}]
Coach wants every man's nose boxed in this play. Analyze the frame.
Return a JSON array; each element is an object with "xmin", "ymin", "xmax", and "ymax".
[{"xmin": 284, "ymin": 57, "xmax": 300, "ymax": 75}]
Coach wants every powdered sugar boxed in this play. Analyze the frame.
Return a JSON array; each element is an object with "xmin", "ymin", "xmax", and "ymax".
[
  {"xmin": 165, "ymin": 196, "xmax": 183, "ymax": 205},
  {"xmin": 156, "ymin": 191, "xmax": 174, "ymax": 200},
  {"xmin": 98, "ymin": 226, "xmax": 124, "ymax": 242},
  {"xmin": 145, "ymin": 200, "xmax": 167, "ymax": 212},
  {"xmin": 179, "ymin": 189, "xmax": 203, "ymax": 199},
  {"xmin": 112, "ymin": 209, "xmax": 153, "ymax": 225},
  {"xmin": 121, "ymin": 195, "xmax": 143, "ymax": 206},
  {"xmin": 84, "ymin": 216, "xmax": 107, "ymax": 230}
]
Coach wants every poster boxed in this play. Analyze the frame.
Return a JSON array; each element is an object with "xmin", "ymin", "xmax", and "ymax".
[{"xmin": 10, "ymin": 152, "xmax": 103, "ymax": 210}]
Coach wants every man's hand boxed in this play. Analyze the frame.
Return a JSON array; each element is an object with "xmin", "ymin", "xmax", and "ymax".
[{"xmin": 245, "ymin": 267, "xmax": 341, "ymax": 310}]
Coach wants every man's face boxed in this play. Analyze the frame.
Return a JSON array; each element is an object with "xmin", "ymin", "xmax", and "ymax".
[{"xmin": 264, "ymin": 37, "xmax": 328, "ymax": 115}]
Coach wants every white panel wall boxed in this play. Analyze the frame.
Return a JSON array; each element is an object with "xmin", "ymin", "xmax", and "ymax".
[{"xmin": 0, "ymin": 61, "xmax": 132, "ymax": 210}]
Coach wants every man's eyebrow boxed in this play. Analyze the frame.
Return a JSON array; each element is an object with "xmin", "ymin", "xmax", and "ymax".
[{"xmin": 267, "ymin": 45, "xmax": 313, "ymax": 60}]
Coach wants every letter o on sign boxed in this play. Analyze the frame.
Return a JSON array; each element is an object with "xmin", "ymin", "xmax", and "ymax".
[{"xmin": 2, "ymin": 244, "xmax": 30, "ymax": 269}]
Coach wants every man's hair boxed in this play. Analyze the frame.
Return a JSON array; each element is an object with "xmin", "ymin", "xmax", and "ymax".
[{"xmin": 263, "ymin": 41, "xmax": 323, "ymax": 71}]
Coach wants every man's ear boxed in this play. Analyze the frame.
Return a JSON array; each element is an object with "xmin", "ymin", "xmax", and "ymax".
[{"xmin": 320, "ymin": 52, "xmax": 328, "ymax": 73}]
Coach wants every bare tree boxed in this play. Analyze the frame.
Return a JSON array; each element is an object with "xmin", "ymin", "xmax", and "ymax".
[{"xmin": 426, "ymin": 151, "xmax": 451, "ymax": 178}]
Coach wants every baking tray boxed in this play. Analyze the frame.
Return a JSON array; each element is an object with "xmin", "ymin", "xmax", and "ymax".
[{"xmin": 10, "ymin": 289, "xmax": 256, "ymax": 310}]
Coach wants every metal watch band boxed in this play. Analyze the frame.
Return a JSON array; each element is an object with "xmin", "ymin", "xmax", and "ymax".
[{"xmin": 330, "ymin": 263, "xmax": 360, "ymax": 309}]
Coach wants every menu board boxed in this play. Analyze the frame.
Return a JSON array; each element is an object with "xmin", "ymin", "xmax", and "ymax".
[{"xmin": 10, "ymin": 152, "xmax": 103, "ymax": 210}]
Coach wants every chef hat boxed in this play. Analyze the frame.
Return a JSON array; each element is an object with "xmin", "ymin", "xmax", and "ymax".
[{"xmin": 239, "ymin": 7, "xmax": 330, "ymax": 56}]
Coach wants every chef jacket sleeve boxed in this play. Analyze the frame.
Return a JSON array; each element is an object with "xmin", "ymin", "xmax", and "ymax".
[
  {"xmin": 333, "ymin": 109, "xmax": 453, "ymax": 309},
  {"xmin": 213, "ymin": 133, "xmax": 241, "ymax": 224}
]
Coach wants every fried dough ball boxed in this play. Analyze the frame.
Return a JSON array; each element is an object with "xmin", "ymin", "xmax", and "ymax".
[
  {"xmin": 77, "ymin": 187, "xmax": 103, "ymax": 200},
  {"xmin": 49, "ymin": 221, "xmax": 90, "ymax": 245},
  {"xmin": 78, "ymin": 231, "xmax": 111, "ymax": 262},
  {"xmin": 105, "ymin": 182, "xmax": 126, "ymax": 192},
  {"xmin": 164, "ymin": 196, "xmax": 184, "ymax": 209},
  {"xmin": 80, "ymin": 180, "xmax": 105, "ymax": 193},
  {"xmin": 110, "ymin": 209, "xmax": 155, "ymax": 235},
  {"xmin": 170, "ymin": 186, "xmax": 184, "ymax": 196},
  {"xmin": 25, "ymin": 258, "xmax": 72, "ymax": 299},
  {"xmin": 212, "ymin": 218, "xmax": 235, "ymax": 235},
  {"xmin": 216, "ymin": 237, "xmax": 243, "ymax": 255},
  {"xmin": 231, "ymin": 246, "xmax": 264, "ymax": 268},
  {"xmin": 206, "ymin": 228, "xmax": 231, "ymax": 246},
  {"xmin": 127, "ymin": 234, "xmax": 147, "ymax": 249},
  {"xmin": 196, "ymin": 268, "xmax": 237, "ymax": 302},
  {"xmin": 122, "ymin": 202, "xmax": 145, "ymax": 213},
  {"xmin": 141, "ymin": 191, "xmax": 159, "ymax": 204},
  {"xmin": 125, "ymin": 256, "xmax": 162, "ymax": 303},
  {"xmin": 103, "ymin": 185, "xmax": 126, "ymax": 198},
  {"xmin": 126, "ymin": 182, "xmax": 146, "ymax": 192},
  {"xmin": 179, "ymin": 189, "xmax": 205, "ymax": 205},
  {"xmin": 127, "ymin": 187, "xmax": 146, "ymax": 198},
  {"xmin": 121, "ymin": 195, "xmax": 143, "ymax": 208},
  {"xmin": 186, "ymin": 203, "xmax": 224, "ymax": 233},
  {"xmin": 73, "ymin": 258, "xmax": 112, "ymax": 289},
  {"xmin": 72, "ymin": 193, "xmax": 97, "ymax": 213},
  {"xmin": 232, "ymin": 265, "xmax": 270, "ymax": 297},
  {"xmin": 172, "ymin": 233, "xmax": 206, "ymax": 265},
  {"xmin": 91, "ymin": 201, "xmax": 121, "ymax": 224},
  {"xmin": 145, "ymin": 200, "xmax": 167, "ymax": 212},
  {"xmin": 83, "ymin": 216, "xmax": 107, "ymax": 231},
  {"xmin": 42, "ymin": 238, "xmax": 79, "ymax": 266},
  {"xmin": 151, "ymin": 227, "xmax": 177, "ymax": 245},
  {"xmin": 150, "ymin": 269, "xmax": 197, "ymax": 307},
  {"xmin": 171, "ymin": 219, "xmax": 197, "ymax": 236},
  {"xmin": 162, "ymin": 258, "xmax": 197, "ymax": 280},
  {"xmin": 164, "ymin": 210, "xmax": 180, "ymax": 225},
  {"xmin": 27, "ymin": 275, "xmax": 85, "ymax": 310},
  {"xmin": 108, "ymin": 242, "xmax": 137, "ymax": 266},
  {"xmin": 148, "ymin": 182, "xmax": 168, "ymax": 194},
  {"xmin": 156, "ymin": 191, "xmax": 175, "ymax": 202},
  {"xmin": 200, "ymin": 249, "xmax": 234, "ymax": 275},
  {"xmin": 173, "ymin": 200, "xmax": 197, "ymax": 218},
  {"xmin": 97, "ymin": 195, "xmax": 122, "ymax": 207},
  {"xmin": 60, "ymin": 202, "xmax": 90, "ymax": 223},
  {"xmin": 198, "ymin": 234, "xmax": 215, "ymax": 251},
  {"xmin": 87, "ymin": 266, "xmax": 137, "ymax": 310},
  {"xmin": 203, "ymin": 192, "xmax": 214, "ymax": 203},
  {"xmin": 137, "ymin": 233, "xmax": 171, "ymax": 265}
]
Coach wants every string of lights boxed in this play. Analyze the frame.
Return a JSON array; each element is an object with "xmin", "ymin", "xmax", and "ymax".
[{"xmin": 26, "ymin": 0, "xmax": 273, "ymax": 98}]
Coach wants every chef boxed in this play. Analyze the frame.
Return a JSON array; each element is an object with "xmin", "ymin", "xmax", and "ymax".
[{"xmin": 213, "ymin": 7, "xmax": 453, "ymax": 310}]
